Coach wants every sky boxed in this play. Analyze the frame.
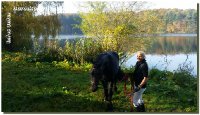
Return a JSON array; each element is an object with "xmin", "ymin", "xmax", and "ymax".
[
  {"xmin": 62, "ymin": 0, "xmax": 199, "ymax": 13},
  {"xmin": 149, "ymin": 0, "xmax": 198, "ymax": 9},
  {"xmin": 35, "ymin": 0, "xmax": 199, "ymax": 15}
]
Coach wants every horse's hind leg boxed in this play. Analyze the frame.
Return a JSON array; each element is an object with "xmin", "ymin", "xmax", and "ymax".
[
  {"xmin": 108, "ymin": 82, "xmax": 113, "ymax": 102},
  {"xmin": 106, "ymin": 82, "xmax": 114, "ymax": 111},
  {"xmin": 102, "ymin": 80, "xmax": 109, "ymax": 101},
  {"xmin": 106, "ymin": 101, "xmax": 113, "ymax": 112},
  {"xmin": 102, "ymin": 81, "xmax": 114, "ymax": 111}
]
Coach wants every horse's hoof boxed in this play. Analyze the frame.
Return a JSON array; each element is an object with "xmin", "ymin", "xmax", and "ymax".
[
  {"xmin": 108, "ymin": 109, "xmax": 113, "ymax": 112},
  {"xmin": 106, "ymin": 103, "xmax": 113, "ymax": 112},
  {"xmin": 106, "ymin": 107, "xmax": 113, "ymax": 112}
]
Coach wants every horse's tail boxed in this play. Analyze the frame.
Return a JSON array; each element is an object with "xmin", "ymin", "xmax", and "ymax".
[
  {"xmin": 105, "ymin": 54, "xmax": 113, "ymax": 73},
  {"xmin": 107, "ymin": 53, "xmax": 119, "ymax": 78}
]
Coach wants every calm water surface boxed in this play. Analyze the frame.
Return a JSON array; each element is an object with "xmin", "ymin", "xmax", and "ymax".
[
  {"xmin": 125, "ymin": 34, "xmax": 197, "ymax": 76},
  {"xmin": 125, "ymin": 53, "xmax": 197, "ymax": 75}
]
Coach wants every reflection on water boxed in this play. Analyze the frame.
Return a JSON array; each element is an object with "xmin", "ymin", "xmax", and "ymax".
[
  {"xmin": 147, "ymin": 36, "xmax": 197, "ymax": 54},
  {"xmin": 125, "ymin": 53, "xmax": 197, "ymax": 76},
  {"xmin": 126, "ymin": 35, "xmax": 197, "ymax": 76}
]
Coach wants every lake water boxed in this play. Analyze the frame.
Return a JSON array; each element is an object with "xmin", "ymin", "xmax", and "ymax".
[
  {"xmin": 125, "ymin": 53, "xmax": 197, "ymax": 76},
  {"xmin": 124, "ymin": 34, "xmax": 197, "ymax": 76}
]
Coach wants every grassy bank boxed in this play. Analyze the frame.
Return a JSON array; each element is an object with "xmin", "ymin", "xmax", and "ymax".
[{"xmin": 1, "ymin": 51, "xmax": 198, "ymax": 112}]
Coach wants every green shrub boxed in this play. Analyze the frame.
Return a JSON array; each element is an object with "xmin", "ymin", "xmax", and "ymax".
[
  {"xmin": 121, "ymin": 66, "xmax": 135, "ymax": 74},
  {"xmin": 172, "ymin": 71, "xmax": 193, "ymax": 88},
  {"xmin": 64, "ymin": 38, "xmax": 104, "ymax": 64},
  {"xmin": 52, "ymin": 60, "xmax": 92, "ymax": 72},
  {"xmin": 2, "ymin": 51, "xmax": 36, "ymax": 63},
  {"xmin": 149, "ymin": 68, "xmax": 168, "ymax": 82},
  {"xmin": 36, "ymin": 47, "xmax": 65, "ymax": 62}
]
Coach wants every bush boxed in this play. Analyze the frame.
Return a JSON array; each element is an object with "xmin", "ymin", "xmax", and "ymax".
[
  {"xmin": 2, "ymin": 51, "xmax": 36, "ymax": 63},
  {"xmin": 52, "ymin": 60, "xmax": 92, "ymax": 72},
  {"xmin": 172, "ymin": 71, "xmax": 194, "ymax": 88},
  {"xmin": 147, "ymin": 68, "xmax": 197, "ymax": 108},
  {"xmin": 36, "ymin": 47, "xmax": 65, "ymax": 62},
  {"xmin": 149, "ymin": 68, "xmax": 169, "ymax": 82},
  {"xmin": 64, "ymin": 38, "xmax": 104, "ymax": 64},
  {"xmin": 53, "ymin": 60, "xmax": 71, "ymax": 70},
  {"xmin": 121, "ymin": 66, "xmax": 135, "ymax": 74}
]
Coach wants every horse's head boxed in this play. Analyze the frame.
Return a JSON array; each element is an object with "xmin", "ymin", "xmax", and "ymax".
[{"xmin": 90, "ymin": 65, "xmax": 102, "ymax": 92}]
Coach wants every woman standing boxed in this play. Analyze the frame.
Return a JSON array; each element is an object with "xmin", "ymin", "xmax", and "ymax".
[{"xmin": 132, "ymin": 51, "xmax": 149, "ymax": 112}]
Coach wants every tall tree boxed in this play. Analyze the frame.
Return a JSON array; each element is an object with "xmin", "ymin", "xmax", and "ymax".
[
  {"xmin": 78, "ymin": 1, "xmax": 162, "ymax": 55},
  {"xmin": 1, "ymin": 1, "xmax": 64, "ymax": 52},
  {"xmin": 32, "ymin": 1, "xmax": 64, "ymax": 52}
]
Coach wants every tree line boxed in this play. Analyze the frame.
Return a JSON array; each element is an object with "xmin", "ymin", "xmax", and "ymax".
[
  {"xmin": 151, "ymin": 9, "xmax": 197, "ymax": 33},
  {"xmin": 58, "ymin": 9, "xmax": 197, "ymax": 35}
]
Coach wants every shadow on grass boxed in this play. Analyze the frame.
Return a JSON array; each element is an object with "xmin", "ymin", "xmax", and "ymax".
[{"xmin": 2, "ymin": 91, "xmax": 108, "ymax": 112}]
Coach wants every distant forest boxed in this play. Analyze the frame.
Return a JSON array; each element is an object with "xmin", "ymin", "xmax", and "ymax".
[{"xmin": 58, "ymin": 9, "xmax": 197, "ymax": 35}]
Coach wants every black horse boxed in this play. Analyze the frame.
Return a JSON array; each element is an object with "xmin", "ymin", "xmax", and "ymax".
[{"xmin": 91, "ymin": 51, "xmax": 124, "ymax": 111}]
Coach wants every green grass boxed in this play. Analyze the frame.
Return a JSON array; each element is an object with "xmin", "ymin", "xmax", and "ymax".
[
  {"xmin": 2, "ymin": 61, "xmax": 130, "ymax": 112},
  {"xmin": 1, "ymin": 52, "xmax": 198, "ymax": 112}
]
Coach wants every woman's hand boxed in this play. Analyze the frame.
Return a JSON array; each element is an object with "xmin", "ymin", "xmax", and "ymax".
[{"xmin": 134, "ymin": 86, "xmax": 141, "ymax": 92}]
